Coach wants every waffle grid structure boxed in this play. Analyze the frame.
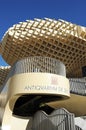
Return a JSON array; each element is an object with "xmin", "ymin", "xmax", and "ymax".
[{"xmin": 1, "ymin": 18, "xmax": 86, "ymax": 77}]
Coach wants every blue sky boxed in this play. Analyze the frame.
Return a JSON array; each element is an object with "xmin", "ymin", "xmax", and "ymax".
[{"xmin": 0, "ymin": 0, "xmax": 86, "ymax": 66}]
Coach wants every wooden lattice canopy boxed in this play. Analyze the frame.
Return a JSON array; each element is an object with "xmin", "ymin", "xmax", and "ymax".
[
  {"xmin": 0, "ymin": 18, "xmax": 86, "ymax": 83},
  {"xmin": 0, "ymin": 66, "xmax": 11, "ymax": 87}
]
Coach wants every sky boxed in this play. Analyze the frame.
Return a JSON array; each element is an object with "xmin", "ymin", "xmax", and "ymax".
[{"xmin": 0, "ymin": 0, "xmax": 86, "ymax": 66}]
